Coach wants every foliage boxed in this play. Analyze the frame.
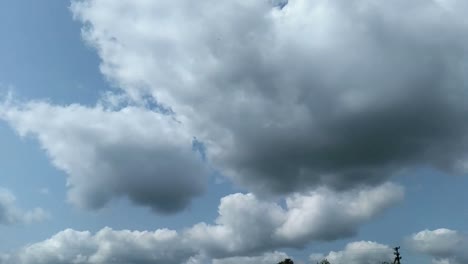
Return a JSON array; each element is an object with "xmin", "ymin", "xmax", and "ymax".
[
  {"xmin": 277, "ymin": 259, "xmax": 294, "ymax": 264},
  {"xmin": 278, "ymin": 257, "xmax": 393, "ymax": 264}
]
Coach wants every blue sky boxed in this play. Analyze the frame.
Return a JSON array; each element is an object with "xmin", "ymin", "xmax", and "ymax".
[{"xmin": 0, "ymin": 1, "xmax": 468, "ymax": 264}]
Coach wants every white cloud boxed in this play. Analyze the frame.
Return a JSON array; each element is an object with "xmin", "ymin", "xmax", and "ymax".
[
  {"xmin": 309, "ymin": 241, "xmax": 393, "ymax": 264},
  {"xmin": 0, "ymin": 227, "xmax": 195, "ymax": 264},
  {"xmin": 187, "ymin": 193, "xmax": 286, "ymax": 257},
  {"xmin": 0, "ymin": 183, "xmax": 403, "ymax": 263},
  {"xmin": 0, "ymin": 101, "xmax": 208, "ymax": 213},
  {"xmin": 407, "ymin": 229, "xmax": 468, "ymax": 264},
  {"xmin": 70, "ymin": 0, "xmax": 468, "ymax": 196},
  {"xmin": 187, "ymin": 183, "xmax": 403, "ymax": 257},
  {"xmin": 0, "ymin": 188, "xmax": 48, "ymax": 225},
  {"xmin": 276, "ymin": 183, "xmax": 404, "ymax": 244}
]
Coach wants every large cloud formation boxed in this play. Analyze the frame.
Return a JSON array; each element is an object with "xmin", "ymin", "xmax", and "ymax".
[
  {"xmin": 2, "ymin": 0, "xmax": 467, "ymax": 213},
  {"xmin": 0, "ymin": 188, "xmax": 48, "ymax": 225},
  {"xmin": 0, "ymin": 183, "xmax": 403, "ymax": 263},
  {"xmin": 69, "ymin": 0, "xmax": 468, "ymax": 196},
  {"xmin": 0, "ymin": 101, "xmax": 207, "ymax": 213},
  {"xmin": 407, "ymin": 229, "xmax": 468, "ymax": 264}
]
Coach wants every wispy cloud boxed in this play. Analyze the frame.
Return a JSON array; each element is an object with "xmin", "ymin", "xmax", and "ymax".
[{"xmin": 0, "ymin": 188, "xmax": 49, "ymax": 225}]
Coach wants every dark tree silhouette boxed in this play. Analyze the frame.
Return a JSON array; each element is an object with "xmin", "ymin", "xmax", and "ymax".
[
  {"xmin": 276, "ymin": 246, "xmax": 401, "ymax": 264},
  {"xmin": 277, "ymin": 258, "xmax": 294, "ymax": 264},
  {"xmin": 315, "ymin": 260, "xmax": 391, "ymax": 264}
]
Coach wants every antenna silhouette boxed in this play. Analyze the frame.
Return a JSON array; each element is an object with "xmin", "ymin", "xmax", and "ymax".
[{"xmin": 393, "ymin": 246, "xmax": 402, "ymax": 264}]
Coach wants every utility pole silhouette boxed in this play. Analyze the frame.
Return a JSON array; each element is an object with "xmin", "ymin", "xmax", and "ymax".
[{"xmin": 393, "ymin": 246, "xmax": 402, "ymax": 264}]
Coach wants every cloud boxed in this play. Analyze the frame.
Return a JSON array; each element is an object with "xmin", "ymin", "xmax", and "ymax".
[
  {"xmin": 70, "ymin": 0, "xmax": 468, "ymax": 196},
  {"xmin": 0, "ymin": 237, "xmax": 288, "ymax": 264},
  {"xmin": 0, "ymin": 183, "xmax": 402, "ymax": 263},
  {"xmin": 0, "ymin": 188, "xmax": 48, "ymax": 225},
  {"xmin": 0, "ymin": 101, "xmax": 208, "ymax": 214},
  {"xmin": 0, "ymin": 227, "xmax": 195, "ymax": 264},
  {"xmin": 276, "ymin": 183, "xmax": 404, "ymax": 244},
  {"xmin": 432, "ymin": 260, "xmax": 453, "ymax": 264},
  {"xmin": 309, "ymin": 241, "xmax": 393, "ymax": 264},
  {"xmin": 407, "ymin": 228, "xmax": 468, "ymax": 264},
  {"xmin": 187, "ymin": 182, "xmax": 403, "ymax": 257}
]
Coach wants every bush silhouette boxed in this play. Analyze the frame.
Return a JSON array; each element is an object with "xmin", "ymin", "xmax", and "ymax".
[{"xmin": 277, "ymin": 258, "xmax": 294, "ymax": 264}]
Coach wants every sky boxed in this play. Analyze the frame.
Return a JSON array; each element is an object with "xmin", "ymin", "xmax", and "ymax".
[{"xmin": 0, "ymin": 0, "xmax": 467, "ymax": 263}]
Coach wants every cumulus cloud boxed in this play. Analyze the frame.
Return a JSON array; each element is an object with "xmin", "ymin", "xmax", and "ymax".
[
  {"xmin": 69, "ymin": 0, "xmax": 468, "ymax": 196},
  {"xmin": 187, "ymin": 183, "xmax": 403, "ymax": 257},
  {"xmin": 0, "ymin": 227, "xmax": 195, "ymax": 264},
  {"xmin": 0, "ymin": 183, "xmax": 402, "ymax": 263},
  {"xmin": 407, "ymin": 228, "xmax": 468, "ymax": 264},
  {"xmin": 276, "ymin": 183, "xmax": 403, "ymax": 244},
  {"xmin": 0, "ymin": 235, "xmax": 287, "ymax": 264},
  {"xmin": 309, "ymin": 241, "xmax": 393, "ymax": 264},
  {"xmin": 0, "ymin": 101, "xmax": 207, "ymax": 213},
  {"xmin": 0, "ymin": 188, "xmax": 48, "ymax": 225}
]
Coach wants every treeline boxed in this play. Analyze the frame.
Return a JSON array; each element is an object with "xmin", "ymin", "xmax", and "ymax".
[
  {"xmin": 277, "ymin": 246, "xmax": 401, "ymax": 264},
  {"xmin": 278, "ymin": 259, "xmax": 392, "ymax": 264}
]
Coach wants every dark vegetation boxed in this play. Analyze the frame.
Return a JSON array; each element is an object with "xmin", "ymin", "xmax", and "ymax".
[{"xmin": 277, "ymin": 246, "xmax": 402, "ymax": 264}]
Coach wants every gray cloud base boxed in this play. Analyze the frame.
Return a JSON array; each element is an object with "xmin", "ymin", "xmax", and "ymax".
[
  {"xmin": 71, "ymin": 0, "xmax": 468, "ymax": 196},
  {"xmin": 3, "ymin": 0, "xmax": 466, "ymax": 214},
  {"xmin": 0, "ymin": 102, "xmax": 208, "ymax": 213}
]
